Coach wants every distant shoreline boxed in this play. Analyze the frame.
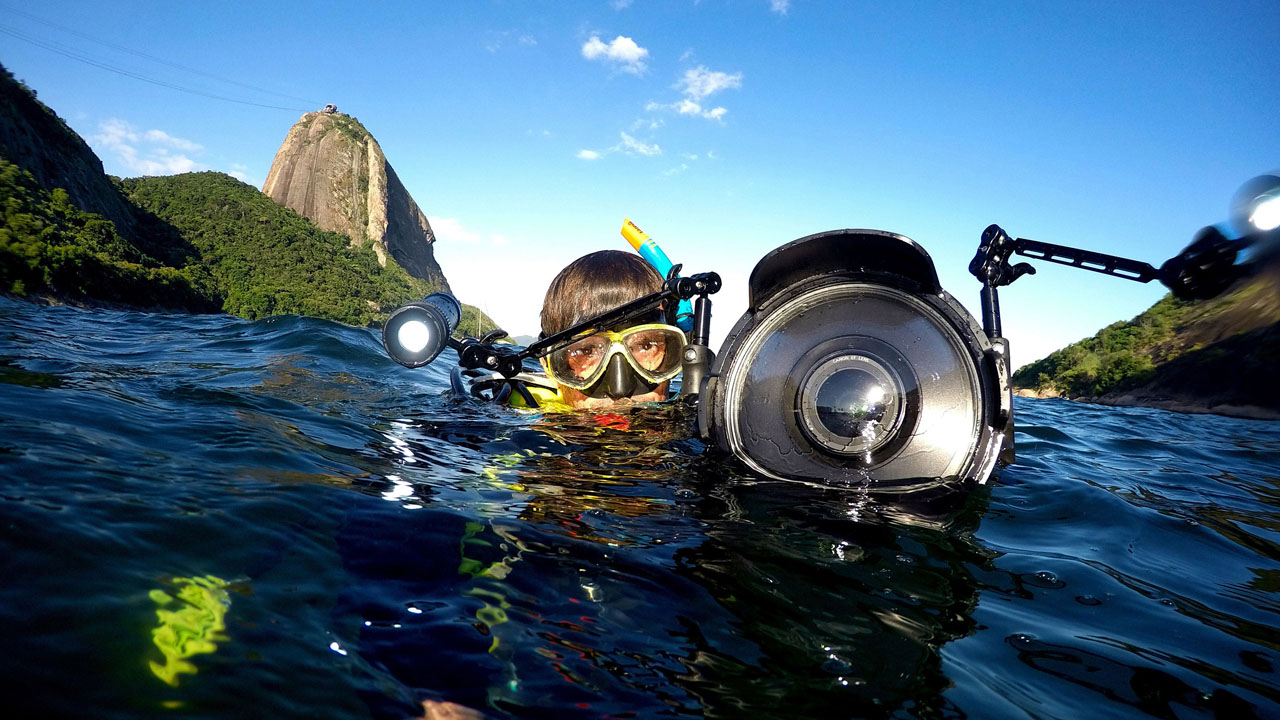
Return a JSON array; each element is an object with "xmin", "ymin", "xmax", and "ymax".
[{"xmin": 1014, "ymin": 388, "xmax": 1280, "ymax": 421}]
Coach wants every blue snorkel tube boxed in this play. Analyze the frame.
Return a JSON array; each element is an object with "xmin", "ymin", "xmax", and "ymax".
[{"xmin": 621, "ymin": 219, "xmax": 695, "ymax": 332}]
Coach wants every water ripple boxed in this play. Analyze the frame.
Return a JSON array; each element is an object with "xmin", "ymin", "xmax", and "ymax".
[{"xmin": 1, "ymin": 297, "xmax": 1278, "ymax": 719}]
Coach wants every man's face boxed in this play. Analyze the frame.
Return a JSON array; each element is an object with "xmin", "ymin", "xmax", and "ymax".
[
  {"xmin": 543, "ymin": 324, "xmax": 684, "ymax": 409},
  {"xmin": 559, "ymin": 381, "xmax": 669, "ymax": 410}
]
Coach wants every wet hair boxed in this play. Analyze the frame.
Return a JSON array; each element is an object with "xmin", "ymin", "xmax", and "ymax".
[{"xmin": 541, "ymin": 250, "xmax": 664, "ymax": 337}]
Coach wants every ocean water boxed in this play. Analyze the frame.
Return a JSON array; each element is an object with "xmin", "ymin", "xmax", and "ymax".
[{"xmin": 1, "ymin": 295, "xmax": 1278, "ymax": 720}]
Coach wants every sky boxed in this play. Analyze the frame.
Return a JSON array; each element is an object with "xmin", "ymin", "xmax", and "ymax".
[{"xmin": 2, "ymin": 1, "xmax": 1277, "ymax": 365}]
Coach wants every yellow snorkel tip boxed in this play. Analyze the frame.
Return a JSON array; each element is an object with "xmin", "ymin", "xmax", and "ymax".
[{"xmin": 621, "ymin": 218, "xmax": 648, "ymax": 252}]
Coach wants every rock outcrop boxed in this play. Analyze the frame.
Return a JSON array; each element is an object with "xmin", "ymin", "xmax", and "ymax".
[
  {"xmin": 0, "ymin": 63, "xmax": 140, "ymax": 242},
  {"xmin": 262, "ymin": 112, "xmax": 449, "ymax": 291}
]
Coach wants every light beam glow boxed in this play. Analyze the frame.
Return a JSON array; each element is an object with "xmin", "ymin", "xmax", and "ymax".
[{"xmin": 398, "ymin": 320, "xmax": 432, "ymax": 354}]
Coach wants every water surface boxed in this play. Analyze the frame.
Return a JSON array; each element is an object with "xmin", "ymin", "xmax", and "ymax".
[{"xmin": 1, "ymin": 297, "xmax": 1277, "ymax": 718}]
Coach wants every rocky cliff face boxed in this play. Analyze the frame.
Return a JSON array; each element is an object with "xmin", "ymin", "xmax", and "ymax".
[
  {"xmin": 0, "ymin": 64, "xmax": 140, "ymax": 242},
  {"xmin": 262, "ymin": 112, "xmax": 449, "ymax": 291}
]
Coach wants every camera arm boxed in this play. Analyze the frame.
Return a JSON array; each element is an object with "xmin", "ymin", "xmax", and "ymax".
[{"xmin": 969, "ymin": 223, "xmax": 1244, "ymax": 338}]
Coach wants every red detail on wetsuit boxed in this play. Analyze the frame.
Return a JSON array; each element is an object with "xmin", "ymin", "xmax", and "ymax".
[{"xmin": 594, "ymin": 413, "xmax": 629, "ymax": 430}]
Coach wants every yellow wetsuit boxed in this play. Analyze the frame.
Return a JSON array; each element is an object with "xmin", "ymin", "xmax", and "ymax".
[{"xmin": 505, "ymin": 382, "xmax": 575, "ymax": 413}]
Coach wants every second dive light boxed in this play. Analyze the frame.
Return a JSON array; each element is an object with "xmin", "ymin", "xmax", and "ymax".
[{"xmin": 382, "ymin": 293, "xmax": 461, "ymax": 368}]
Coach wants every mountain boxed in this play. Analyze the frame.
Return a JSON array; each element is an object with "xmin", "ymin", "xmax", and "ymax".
[
  {"xmin": 0, "ymin": 64, "xmax": 497, "ymax": 332},
  {"xmin": 262, "ymin": 111, "xmax": 450, "ymax": 291},
  {"xmin": 0, "ymin": 65, "xmax": 139, "ymax": 242},
  {"xmin": 1012, "ymin": 265, "xmax": 1280, "ymax": 419}
]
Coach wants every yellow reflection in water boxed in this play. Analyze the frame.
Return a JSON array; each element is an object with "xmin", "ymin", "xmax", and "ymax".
[{"xmin": 148, "ymin": 575, "xmax": 231, "ymax": 687}]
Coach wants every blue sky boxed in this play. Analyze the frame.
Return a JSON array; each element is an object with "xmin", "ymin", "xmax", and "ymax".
[{"xmin": 3, "ymin": 1, "xmax": 1277, "ymax": 364}]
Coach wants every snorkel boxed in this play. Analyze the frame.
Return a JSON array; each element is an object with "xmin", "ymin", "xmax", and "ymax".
[{"xmin": 621, "ymin": 219, "xmax": 695, "ymax": 332}]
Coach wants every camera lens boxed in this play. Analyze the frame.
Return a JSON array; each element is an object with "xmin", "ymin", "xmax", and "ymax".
[{"xmin": 797, "ymin": 354, "xmax": 904, "ymax": 456}]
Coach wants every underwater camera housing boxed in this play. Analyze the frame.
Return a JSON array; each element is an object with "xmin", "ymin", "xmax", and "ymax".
[{"xmin": 698, "ymin": 230, "xmax": 1011, "ymax": 496}]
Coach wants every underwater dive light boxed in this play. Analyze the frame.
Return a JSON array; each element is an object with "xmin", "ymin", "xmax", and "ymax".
[
  {"xmin": 698, "ymin": 230, "xmax": 1010, "ymax": 496},
  {"xmin": 1232, "ymin": 174, "xmax": 1280, "ymax": 234},
  {"xmin": 382, "ymin": 293, "xmax": 461, "ymax": 368}
]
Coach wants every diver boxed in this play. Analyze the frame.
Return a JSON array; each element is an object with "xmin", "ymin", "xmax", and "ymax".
[{"xmin": 514, "ymin": 249, "xmax": 687, "ymax": 411}]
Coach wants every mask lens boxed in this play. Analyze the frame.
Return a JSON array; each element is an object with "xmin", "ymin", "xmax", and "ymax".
[
  {"xmin": 549, "ymin": 335, "xmax": 610, "ymax": 387},
  {"xmin": 622, "ymin": 327, "xmax": 684, "ymax": 379}
]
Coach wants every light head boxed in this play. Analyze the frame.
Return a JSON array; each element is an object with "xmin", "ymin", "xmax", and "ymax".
[
  {"xmin": 1232, "ymin": 174, "xmax": 1280, "ymax": 235},
  {"xmin": 382, "ymin": 293, "xmax": 461, "ymax": 368}
]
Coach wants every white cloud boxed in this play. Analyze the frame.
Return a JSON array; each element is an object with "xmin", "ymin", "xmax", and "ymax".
[
  {"xmin": 91, "ymin": 119, "xmax": 205, "ymax": 176},
  {"xmin": 662, "ymin": 163, "xmax": 690, "ymax": 177},
  {"xmin": 427, "ymin": 216, "xmax": 485, "ymax": 245},
  {"xmin": 657, "ymin": 97, "xmax": 730, "ymax": 121},
  {"xmin": 769, "ymin": 0, "xmax": 792, "ymax": 14},
  {"xmin": 485, "ymin": 30, "xmax": 537, "ymax": 53},
  {"xmin": 618, "ymin": 132, "xmax": 661, "ymax": 156},
  {"xmin": 227, "ymin": 163, "xmax": 261, "ymax": 186},
  {"xmin": 143, "ymin": 129, "xmax": 203, "ymax": 153},
  {"xmin": 678, "ymin": 66, "xmax": 743, "ymax": 100},
  {"xmin": 629, "ymin": 116, "xmax": 663, "ymax": 132},
  {"xmin": 581, "ymin": 35, "xmax": 649, "ymax": 75},
  {"xmin": 575, "ymin": 132, "xmax": 661, "ymax": 161},
  {"xmin": 612, "ymin": 0, "xmax": 634, "ymax": 8},
  {"xmin": 645, "ymin": 65, "xmax": 742, "ymax": 122}
]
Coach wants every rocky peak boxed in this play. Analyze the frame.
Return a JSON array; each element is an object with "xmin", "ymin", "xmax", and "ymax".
[{"xmin": 262, "ymin": 112, "xmax": 449, "ymax": 291}]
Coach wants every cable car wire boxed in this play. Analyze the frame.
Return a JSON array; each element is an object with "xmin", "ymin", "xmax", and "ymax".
[{"xmin": 0, "ymin": 6, "xmax": 320, "ymax": 111}]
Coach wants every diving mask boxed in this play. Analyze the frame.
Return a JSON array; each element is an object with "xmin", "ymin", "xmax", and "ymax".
[{"xmin": 543, "ymin": 324, "xmax": 686, "ymax": 391}]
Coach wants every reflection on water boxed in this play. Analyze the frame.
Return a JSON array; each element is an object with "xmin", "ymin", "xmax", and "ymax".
[{"xmin": 1, "ymin": 297, "xmax": 1278, "ymax": 719}]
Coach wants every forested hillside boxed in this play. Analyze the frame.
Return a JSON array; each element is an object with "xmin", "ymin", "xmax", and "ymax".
[
  {"xmin": 120, "ymin": 172, "xmax": 433, "ymax": 325},
  {"xmin": 0, "ymin": 156, "xmax": 219, "ymax": 311},
  {"xmin": 1, "ymin": 161, "xmax": 497, "ymax": 332},
  {"xmin": 1, "ymin": 63, "xmax": 497, "ymax": 334},
  {"xmin": 1013, "ymin": 267, "xmax": 1280, "ymax": 416}
]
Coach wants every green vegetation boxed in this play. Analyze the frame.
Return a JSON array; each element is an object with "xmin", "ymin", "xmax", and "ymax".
[
  {"xmin": 2, "ymin": 161, "xmax": 500, "ymax": 332},
  {"xmin": 1013, "ymin": 294, "xmax": 1198, "ymax": 396},
  {"xmin": 327, "ymin": 114, "xmax": 369, "ymax": 144},
  {"xmin": 1, "ymin": 64, "xmax": 499, "ymax": 333},
  {"xmin": 120, "ymin": 171, "xmax": 434, "ymax": 325},
  {"xmin": 0, "ymin": 156, "xmax": 219, "ymax": 310},
  {"xmin": 1012, "ymin": 282, "xmax": 1272, "ymax": 397}
]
